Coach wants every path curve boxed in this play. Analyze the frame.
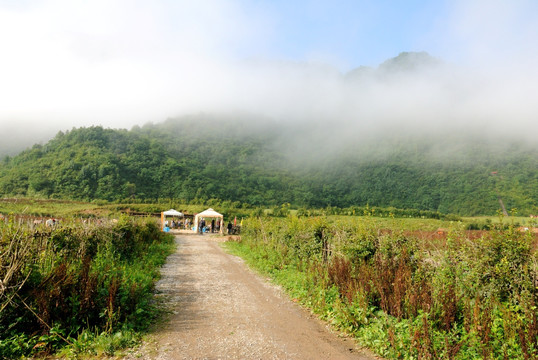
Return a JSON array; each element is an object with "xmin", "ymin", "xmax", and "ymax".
[{"xmin": 128, "ymin": 234, "xmax": 377, "ymax": 359}]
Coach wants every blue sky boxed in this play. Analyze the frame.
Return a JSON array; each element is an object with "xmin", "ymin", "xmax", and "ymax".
[
  {"xmin": 251, "ymin": 0, "xmax": 449, "ymax": 68},
  {"xmin": 0, "ymin": 0, "xmax": 537, "ymax": 133}
]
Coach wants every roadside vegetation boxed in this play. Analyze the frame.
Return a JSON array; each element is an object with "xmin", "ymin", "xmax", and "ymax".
[
  {"xmin": 226, "ymin": 213, "xmax": 538, "ymax": 359},
  {"xmin": 2, "ymin": 198, "xmax": 536, "ymax": 358},
  {"xmin": 0, "ymin": 215, "xmax": 175, "ymax": 358}
]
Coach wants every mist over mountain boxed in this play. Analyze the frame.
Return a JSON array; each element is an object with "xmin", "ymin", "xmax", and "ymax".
[
  {"xmin": 0, "ymin": 112, "xmax": 536, "ymax": 216},
  {"xmin": 0, "ymin": 122, "xmax": 58, "ymax": 157},
  {"xmin": 1, "ymin": 51, "xmax": 536, "ymax": 216},
  {"xmin": 1, "ymin": 49, "xmax": 536, "ymax": 158}
]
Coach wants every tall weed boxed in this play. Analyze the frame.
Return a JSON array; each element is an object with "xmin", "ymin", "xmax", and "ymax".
[
  {"xmin": 228, "ymin": 216, "xmax": 538, "ymax": 359},
  {"xmin": 0, "ymin": 216, "xmax": 174, "ymax": 358}
]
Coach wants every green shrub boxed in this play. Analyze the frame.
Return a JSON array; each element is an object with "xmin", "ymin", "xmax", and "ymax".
[
  {"xmin": 0, "ymin": 216, "xmax": 174, "ymax": 358},
  {"xmin": 228, "ymin": 216, "xmax": 538, "ymax": 359}
]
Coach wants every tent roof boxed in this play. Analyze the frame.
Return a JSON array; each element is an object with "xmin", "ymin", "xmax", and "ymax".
[
  {"xmin": 163, "ymin": 209, "xmax": 183, "ymax": 216},
  {"xmin": 196, "ymin": 208, "xmax": 223, "ymax": 218}
]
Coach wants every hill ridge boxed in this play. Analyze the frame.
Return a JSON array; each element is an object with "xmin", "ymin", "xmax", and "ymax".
[{"xmin": 0, "ymin": 117, "xmax": 536, "ymax": 216}]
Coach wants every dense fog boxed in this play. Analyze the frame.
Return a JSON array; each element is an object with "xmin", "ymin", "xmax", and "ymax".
[{"xmin": 1, "ymin": 1, "xmax": 537, "ymax": 155}]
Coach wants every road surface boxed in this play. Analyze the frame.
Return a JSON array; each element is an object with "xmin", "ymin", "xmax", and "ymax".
[{"xmin": 127, "ymin": 234, "xmax": 377, "ymax": 360}]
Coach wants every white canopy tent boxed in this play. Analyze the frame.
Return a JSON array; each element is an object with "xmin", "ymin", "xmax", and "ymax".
[
  {"xmin": 161, "ymin": 209, "xmax": 184, "ymax": 230},
  {"xmin": 163, "ymin": 209, "xmax": 183, "ymax": 216},
  {"xmin": 194, "ymin": 208, "xmax": 224, "ymax": 234}
]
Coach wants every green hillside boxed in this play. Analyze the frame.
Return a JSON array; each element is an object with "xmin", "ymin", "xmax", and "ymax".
[{"xmin": 0, "ymin": 115, "xmax": 536, "ymax": 216}]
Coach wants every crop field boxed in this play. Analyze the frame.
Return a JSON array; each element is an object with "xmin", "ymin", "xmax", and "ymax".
[{"xmin": 0, "ymin": 198, "xmax": 250, "ymax": 221}]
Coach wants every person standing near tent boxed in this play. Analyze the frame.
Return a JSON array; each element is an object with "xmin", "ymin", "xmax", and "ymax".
[
  {"xmin": 227, "ymin": 221, "xmax": 233, "ymax": 235},
  {"xmin": 211, "ymin": 219, "xmax": 215, "ymax": 233}
]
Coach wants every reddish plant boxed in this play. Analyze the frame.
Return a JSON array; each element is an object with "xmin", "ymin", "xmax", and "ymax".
[{"xmin": 327, "ymin": 256, "xmax": 355, "ymax": 303}]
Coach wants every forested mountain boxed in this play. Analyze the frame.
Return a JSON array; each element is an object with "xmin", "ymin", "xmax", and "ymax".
[{"xmin": 0, "ymin": 115, "xmax": 536, "ymax": 216}]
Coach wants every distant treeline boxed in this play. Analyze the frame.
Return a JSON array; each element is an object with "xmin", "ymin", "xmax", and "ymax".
[{"xmin": 0, "ymin": 116, "xmax": 536, "ymax": 216}]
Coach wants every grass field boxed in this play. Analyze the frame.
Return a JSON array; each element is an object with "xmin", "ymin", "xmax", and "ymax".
[
  {"xmin": 2, "ymin": 197, "xmax": 535, "ymax": 227},
  {"xmin": 0, "ymin": 198, "xmax": 250, "ymax": 220}
]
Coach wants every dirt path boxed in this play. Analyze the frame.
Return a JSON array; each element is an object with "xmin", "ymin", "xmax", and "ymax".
[{"xmin": 128, "ymin": 234, "xmax": 377, "ymax": 359}]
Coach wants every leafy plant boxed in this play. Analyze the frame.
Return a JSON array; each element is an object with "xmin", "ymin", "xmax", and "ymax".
[
  {"xmin": 0, "ymin": 216, "xmax": 174, "ymax": 358},
  {"xmin": 226, "ymin": 216, "xmax": 538, "ymax": 359}
]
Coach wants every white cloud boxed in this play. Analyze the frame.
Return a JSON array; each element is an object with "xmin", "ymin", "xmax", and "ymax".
[
  {"xmin": 0, "ymin": 0, "xmax": 537, "ymax": 146},
  {"xmin": 0, "ymin": 0, "xmax": 270, "ymax": 128}
]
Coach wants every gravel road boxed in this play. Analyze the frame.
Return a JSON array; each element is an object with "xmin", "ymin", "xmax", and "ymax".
[{"xmin": 128, "ymin": 234, "xmax": 377, "ymax": 360}]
